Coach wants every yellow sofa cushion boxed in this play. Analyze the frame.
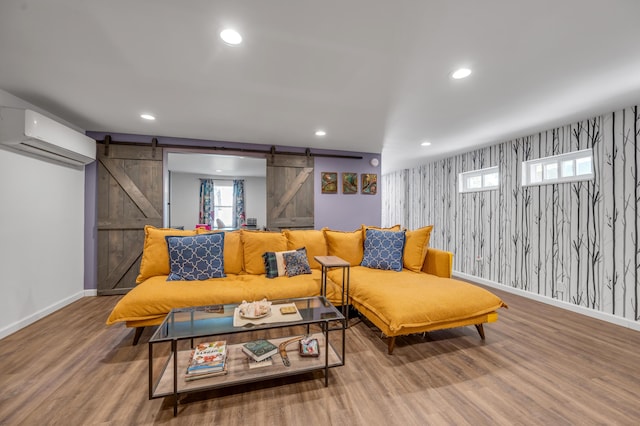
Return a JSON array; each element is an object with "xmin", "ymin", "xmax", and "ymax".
[
  {"xmin": 282, "ymin": 229, "xmax": 327, "ymax": 270},
  {"xmin": 198, "ymin": 229, "xmax": 244, "ymax": 275},
  {"xmin": 241, "ymin": 230, "xmax": 288, "ymax": 274},
  {"xmin": 106, "ymin": 272, "xmax": 325, "ymax": 325},
  {"xmin": 108, "ymin": 274, "xmax": 245, "ymax": 324},
  {"xmin": 422, "ymin": 247, "xmax": 453, "ymax": 278},
  {"xmin": 136, "ymin": 225, "xmax": 198, "ymax": 284},
  {"xmin": 323, "ymin": 228, "xmax": 364, "ymax": 266},
  {"xmin": 223, "ymin": 231, "xmax": 244, "ymax": 274},
  {"xmin": 403, "ymin": 225, "xmax": 434, "ymax": 272},
  {"xmin": 328, "ymin": 266, "xmax": 506, "ymax": 334},
  {"xmin": 235, "ymin": 272, "xmax": 323, "ymax": 301}
]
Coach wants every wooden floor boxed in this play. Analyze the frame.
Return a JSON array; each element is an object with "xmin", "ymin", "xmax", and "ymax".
[{"xmin": 1, "ymin": 286, "xmax": 640, "ymax": 425}]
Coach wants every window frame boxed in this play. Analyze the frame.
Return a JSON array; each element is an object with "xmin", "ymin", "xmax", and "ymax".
[
  {"xmin": 211, "ymin": 180, "xmax": 234, "ymax": 226},
  {"xmin": 521, "ymin": 148, "xmax": 594, "ymax": 187},
  {"xmin": 458, "ymin": 166, "xmax": 500, "ymax": 193}
]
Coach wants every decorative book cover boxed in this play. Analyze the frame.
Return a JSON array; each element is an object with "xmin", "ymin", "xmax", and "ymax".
[
  {"xmin": 184, "ymin": 365, "xmax": 228, "ymax": 381},
  {"xmin": 299, "ymin": 337, "xmax": 320, "ymax": 357},
  {"xmin": 242, "ymin": 339, "xmax": 278, "ymax": 362},
  {"xmin": 187, "ymin": 341, "xmax": 227, "ymax": 373}
]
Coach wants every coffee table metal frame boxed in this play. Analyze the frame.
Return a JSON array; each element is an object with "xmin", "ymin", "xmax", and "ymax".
[{"xmin": 148, "ymin": 296, "xmax": 346, "ymax": 416}]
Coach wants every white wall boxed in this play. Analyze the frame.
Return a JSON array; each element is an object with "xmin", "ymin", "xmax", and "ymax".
[
  {"xmin": 244, "ymin": 176, "xmax": 267, "ymax": 229},
  {"xmin": 169, "ymin": 172, "xmax": 266, "ymax": 229},
  {"xmin": 0, "ymin": 90, "xmax": 87, "ymax": 339},
  {"xmin": 169, "ymin": 171, "xmax": 198, "ymax": 228},
  {"xmin": 382, "ymin": 104, "xmax": 640, "ymax": 330}
]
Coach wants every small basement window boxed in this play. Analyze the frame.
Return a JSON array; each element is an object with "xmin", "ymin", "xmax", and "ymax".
[
  {"xmin": 521, "ymin": 148, "xmax": 593, "ymax": 186},
  {"xmin": 458, "ymin": 166, "xmax": 499, "ymax": 193}
]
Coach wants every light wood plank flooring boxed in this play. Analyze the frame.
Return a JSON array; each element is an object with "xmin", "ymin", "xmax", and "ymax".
[{"xmin": 1, "ymin": 286, "xmax": 639, "ymax": 425}]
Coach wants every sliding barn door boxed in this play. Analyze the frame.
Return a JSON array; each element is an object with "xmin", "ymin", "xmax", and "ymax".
[
  {"xmin": 96, "ymin": 144, "xmax": 163, "ymax": 295},
  {"xmin": 266, "ymin": 155, "xmax": 314, "ymax": 230}
]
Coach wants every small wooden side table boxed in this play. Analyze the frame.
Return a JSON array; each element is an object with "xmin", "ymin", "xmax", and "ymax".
[{"xmin": 314, "ymin": 256, "xmax": 351, "ymax": 324}]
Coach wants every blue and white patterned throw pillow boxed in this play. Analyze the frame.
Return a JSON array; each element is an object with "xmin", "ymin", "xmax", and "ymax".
[
  {"xmin": 263, "ymin": 247, "xmax": 307, "ymax": 278},
  {"xmin": 165, "ymin": 233, "xmax": 226, "ymax": 281},
  {"xmin": 360, "ymin": 229, "xmax": 406, "ymax": 272},
  {"xmin": 283, "ymin": 250, "xmax": 312, "ymax": 277}
]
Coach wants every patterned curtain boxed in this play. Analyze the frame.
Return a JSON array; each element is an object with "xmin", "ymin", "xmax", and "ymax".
[
  {"xmin": 233, "ymin": 179, "xmax": 245, "ymax": 228},
  {"xmin": 199, "ymin": 179, "xmax": 215, "ymax": 226}
]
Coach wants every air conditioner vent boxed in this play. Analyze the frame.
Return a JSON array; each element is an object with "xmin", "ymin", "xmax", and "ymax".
[{"xmin": 0, "ymin": 107, "xmax": 96, "ymax": 168}]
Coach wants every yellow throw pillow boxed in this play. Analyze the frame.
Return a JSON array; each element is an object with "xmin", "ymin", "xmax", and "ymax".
[
  {"xmin": 136, "ymin": 225, "xmax": 198, "ymax": 283},
  {"xmin": 323, "ymin": 228, "xmax": 364, "ymax": 266},
  {"xmin": 282, "ymin": 229, "xmax": 327, "ymax": 269},
  {"xmin": 241, "ymin": 230, "xmax": 288, "ymax": 274},
  {"xmin": 403, "ymin": 225, "xmax": 434, "ymax": 272},
  {"xmin": 222, "ymin": 231, "xmax": 244, "ymax": 274}
]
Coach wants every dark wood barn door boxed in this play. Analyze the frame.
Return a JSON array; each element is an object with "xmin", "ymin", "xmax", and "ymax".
[
  {"xmin": 266, "ymin": 155, "xmax": 314, "ymax": 230},
  {"xmin": 96, "ymin": 144, "xmax": 163, "ymax": 295}
]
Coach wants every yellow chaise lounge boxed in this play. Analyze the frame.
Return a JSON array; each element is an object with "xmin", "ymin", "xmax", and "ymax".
[{"xmin": 323, "ymin": 226, "xmax": 507, "ymax": 354}]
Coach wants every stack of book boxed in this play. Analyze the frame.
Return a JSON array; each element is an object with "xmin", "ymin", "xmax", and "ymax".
[
  {"xmin": 242, "ymin": 339, "xmax": 278, "ymax": 365},
  {"xmin": 184, "ymin": 340, "xmax": 227, "ymax": 381}
]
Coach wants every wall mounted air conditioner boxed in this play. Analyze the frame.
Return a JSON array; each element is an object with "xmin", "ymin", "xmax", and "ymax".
[{"xmin": 0, "ymin": 107, "xmax": 96, "ymax": 168}]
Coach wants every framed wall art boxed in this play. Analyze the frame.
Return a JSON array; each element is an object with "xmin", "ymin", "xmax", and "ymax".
[
  {"xmin": 321, "ymin": 172, "xmax": 338, "ymax": 194},
  {"xmin": 342, "ymin": 172, "xmax": 358, "ymax": 194},
  {"xmin": 361, "ymin": 173, "xmax": 377, "ymax": 195}
]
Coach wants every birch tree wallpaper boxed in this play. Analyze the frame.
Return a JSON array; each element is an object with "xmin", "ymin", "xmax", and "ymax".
[{"xmin": 383, "ymin": 105, "xmax": 640, "ymax": 323}]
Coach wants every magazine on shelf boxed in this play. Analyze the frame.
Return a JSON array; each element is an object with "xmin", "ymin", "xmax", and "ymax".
[
  {"xmin": 248, "ymin": 357, "xmax": 273, "ymax": 369},
  {"xmin": 299, "ymin": 337, "xmax": 320, "ymax": 357},
  {"xmin": 187, "ymin": 341, "xmax": 227, "ymax": 373},
  {"xmin": 184, "ymin": 365, "xmax": 228, "ymax": 381},
  {"xmin": 242, "ymin": 339, "xmax": 278, "ymax": 362}
]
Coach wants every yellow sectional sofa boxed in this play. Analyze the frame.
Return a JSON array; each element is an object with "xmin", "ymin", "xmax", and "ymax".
[{"xmin": 106, "ymin": 225, "xmax": 507, "ymax": 352}]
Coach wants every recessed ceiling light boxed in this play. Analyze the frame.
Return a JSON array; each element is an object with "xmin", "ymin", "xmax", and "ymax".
[
  {"xmin": 452, "ymin": 68, "xmax": 472, "ymax": 79},
  {"xmin": 315, "ymin": 130, "xmax": 326, "ymax": 136},
  {"xmin": 140, "ymin": 114, "xmax": 155, "ymax": 121},
  {"xmin": 220, "ymin": 29, "xmax": 242, "ymax": 45},
  {"xmin": 421, "ymin": 141, "xmax": 432, "ymax": 146}
]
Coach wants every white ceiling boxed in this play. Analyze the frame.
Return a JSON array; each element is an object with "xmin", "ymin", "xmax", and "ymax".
[
  {"xmin": 168, "ymin": 152, "xmax": 265, "ymax": 177},
  {"xmin": 2, "ymin": 0, "xmax": 640, "ymax": 173}
]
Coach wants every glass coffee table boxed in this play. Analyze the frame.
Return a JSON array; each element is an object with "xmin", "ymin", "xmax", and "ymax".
[{"xmin": 148, "ymin": 296, "xmax": 346, "ymax": 416}]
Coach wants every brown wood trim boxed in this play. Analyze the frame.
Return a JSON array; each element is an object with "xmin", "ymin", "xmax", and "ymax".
[
  {"xmin": 98, "ymin": 143, "xmax": 163, "ymax": 160},
  {"xmin": 103, "ymin": 247, "xmax": 143, "ymax": 290},
  {"xmin": 99, "ymin": 158, "xmax": 162, "ymax": 219},
  {"xmin": 270, "ymin": 167, "xmax": 313, "ymax": 220},
  {"xmin": 97, "ymin": 288, "xmax": 131, "ymax": 296},
  {"xmin": 267, "ymin": 155, "xmax": 314, "ymax": 167},
  {"xmin": 97, "ymin": 218, "xmax": 163, "ymax": 230},
  {"xmin": 269, "ymin": 217, "xmax": 314, "ymax": 228}
]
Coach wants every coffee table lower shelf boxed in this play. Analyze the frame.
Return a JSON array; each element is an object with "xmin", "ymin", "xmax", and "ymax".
[{"xmin": 151, "ymin": 332, "xmax": 342, "ymax": 399}]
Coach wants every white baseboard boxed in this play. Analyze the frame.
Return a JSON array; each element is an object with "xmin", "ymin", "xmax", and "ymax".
[
  {"xmin": 0, "ymin": 290, "xmax": 88, "ymax": 340},
  {"xmin": 84, "ymin": 289, "xmax": 98, "ymax": 297},
  {"xmin": 454, "ymin": 271, "xmax": 640, "ymax": 332}
]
